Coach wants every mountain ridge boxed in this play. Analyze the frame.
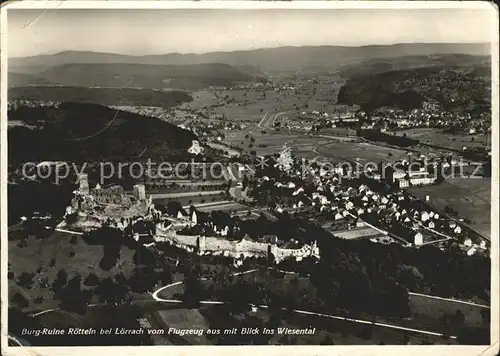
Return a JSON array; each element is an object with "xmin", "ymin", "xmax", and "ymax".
[{"xmin": 10, "ymin": 43, "xmax": 490, "ymax": 74}]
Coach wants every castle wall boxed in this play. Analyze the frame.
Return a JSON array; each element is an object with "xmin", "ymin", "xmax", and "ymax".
[{"xmin": 153, "ymin": 226, "xmax": 319, "ymax": 263}]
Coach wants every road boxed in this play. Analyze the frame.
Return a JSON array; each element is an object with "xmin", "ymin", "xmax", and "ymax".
[
  {"xmin": 257, "ymin": 112, "xmax": 269, "ymax": 129},
  {"xmin": 151, "ymin": 268, "xmax": 462, "ymax": 339},
  {"xmin": 257, "ymin": 111, "xmax": 290, "ymax": 130}
]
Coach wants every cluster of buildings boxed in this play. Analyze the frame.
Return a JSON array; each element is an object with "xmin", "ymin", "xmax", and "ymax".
[
  {"xmin": 250, "ymin": 151, "xmax": 488, "ymax": 255},
  {"xmin": 358, "ymin": 106, "xmax": 491, "ymax": 136},
  {"xmin": 8, "ymin": 100, "xmax": 60, "ymax": 110},
  {"xmin": 382, "ymin": 161, "xmax": 437, "ymax": 189}
]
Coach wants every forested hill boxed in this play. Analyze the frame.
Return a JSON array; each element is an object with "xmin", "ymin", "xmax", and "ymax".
[
  {"xmin": 337, "ymin": 65, "xmax": 491, "ymax": 113},
  {"xmin": 10, "ymin": 43, "xmax": 489, "ymax": 74},
  {"xmin": 10, "ymin": 63, "xmax": 256, "ymax": 90},
  {"xmin": 8, "ymin": 103, "xmax": 198, "ymax": 163}
]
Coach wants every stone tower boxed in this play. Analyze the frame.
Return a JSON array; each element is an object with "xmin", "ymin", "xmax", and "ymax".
[
  {"xmin": 197, "ymin": 235, "xmax": 206, "ymax": 254},
  {"xmin": 268, "ymin": 243, "xmax": 279, "ymax": 264},
  {"xmin": 133, "ymin": 184, "xmax": 146, "ymax": 201},
  {"xmin": 77, "ymin": 173, "xmax": 90, "ymax": 195}
]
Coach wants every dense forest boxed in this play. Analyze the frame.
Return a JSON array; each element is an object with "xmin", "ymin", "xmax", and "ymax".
[
  {"xmin": 8, "ymin": 103, "xmax": 198, "ymax": 163},
  {"xmin": 337, "ymin": 66, "xmax": 491, "ymax": 113},
  {"xmin": 358, "ymin": 129, "xmax": 420, "ymax": 147}
]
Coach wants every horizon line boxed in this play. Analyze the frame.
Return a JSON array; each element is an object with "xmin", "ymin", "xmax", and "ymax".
[{"xmin": 8, "ymin": 41, "xmax": 491, "ymax": 59}]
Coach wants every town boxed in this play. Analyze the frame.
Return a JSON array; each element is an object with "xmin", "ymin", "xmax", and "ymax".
[{"xmin": 5, "ymin": 7, "xmax": 494, "ymax": 349}]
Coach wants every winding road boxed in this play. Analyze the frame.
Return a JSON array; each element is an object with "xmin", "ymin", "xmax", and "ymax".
[{"xmin": 150, "ymin": 267, "xmax": 490, "ymax": 340}]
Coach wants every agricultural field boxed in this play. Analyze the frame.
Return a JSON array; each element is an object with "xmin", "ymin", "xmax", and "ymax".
[
  {"xmin": 181, "ymin": 88, "xmax": 297, "ymax": 123},
  {"xmin": 222, "ymin": 129, "xmax": 326, "ymax": 157},
  {"xmin": 400, "ymin": 128, "xmax": 489, "ymax": 151},
  {"xmin": 410, "ymin": 177, "xmax": 491, "ymax": 238},
  {"xmin": 178, "ymin": 76, "xmax": 351, "ymax": 125}
]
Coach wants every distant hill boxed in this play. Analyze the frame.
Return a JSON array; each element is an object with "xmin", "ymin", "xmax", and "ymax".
[
  {"xmin": 26, "ymin": 63, "xmax": 254, "ymax": 90},
  {"xmin": 9, "ymin": 86, "xmax": 192, "ymax": 108},
  {"xmin": 337, "ymin": 54, "xmax": 491, "ymax": 78},
  {"xmin": 8, "ymin": 72, "xmax": 53, "ymax": 87},
  {"xmin": 233, "ymin": 64, "xmax": 266, "ymax": 78},
  {"xmin": 8, "ymin": 103, "xmax": 198, "ymax": 163},
  {"xmin": 9, "ymin": 43, "xmax": 490, "ymax": 75},
  {"xmin": 337, "ymin": 64, "xmax": 491, "ymax": 112}
]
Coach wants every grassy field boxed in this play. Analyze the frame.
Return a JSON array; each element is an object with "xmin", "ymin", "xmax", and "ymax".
[
  {"xmin": 401, "ymin": 128, "xmax": 489, "ymax": 151},
  {"xmin": 409, "ymin": 294, "xmax": 489, "ymax": 330},
  {"xmin": 8, "ymin": 230, "xmax": 137, "ymax": 310},
  {"xmin": 410, "ymin": 178, "xmax": 491, "ymax": 238},
  {"xmin": 271, "ymin": 311, "xmax": 458, "ymax": 345},
  {"xmin": 194, "ymin": 304, "xmax": 458, "ymax": 345},
  {"xmin": 314, "ymin": 140, "xmax": 411, "ymax": 164},
  {"xmin": 154, "ymin": 308, "xmax": 212, "ymax": 345}
]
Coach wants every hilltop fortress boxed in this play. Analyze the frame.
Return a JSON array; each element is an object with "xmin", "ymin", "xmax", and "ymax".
[
  {"xmin": 58, "ymin": 173, "xmax": 155, "ymax": 231},
  {"xmin": 59, "ymin": 174, "xmax": 320, "ymax": 264},
  {"xmin": 155, "ymin": 219, "xmax": 320, "ymax": 264}
]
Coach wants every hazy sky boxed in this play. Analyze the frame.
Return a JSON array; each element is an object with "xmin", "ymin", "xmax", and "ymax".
[{"xmin": 7, "ymin": 9, "xmax": 494, "ymax": 57}]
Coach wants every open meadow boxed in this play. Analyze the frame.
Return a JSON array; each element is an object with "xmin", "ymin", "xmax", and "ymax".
[
  {"xmin": 8, "ymin": 230, "xmax": 137, "ymax": 311},
  {"xmin": 401, "ymin": 128, "xmax": 489, "ymax": 151},
  {"xmin": 410, "ymin": 177, "xmax": 491, "ymax": 238},
  {"xmin": 314, "ymin": 140, "xmax": 411, "ymax": 164}
]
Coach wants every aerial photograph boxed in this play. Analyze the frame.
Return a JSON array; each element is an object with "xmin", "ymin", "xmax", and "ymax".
[{"xmin": 3, "ymin": 5, "xmax": 495, "ymax": 348}]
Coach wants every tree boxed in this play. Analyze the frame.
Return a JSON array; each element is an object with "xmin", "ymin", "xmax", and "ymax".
[
  {"xmin": 359, "ymin": 323, "xmax": 374, "ymax": 340},
  {"xmin": 128, "ymin": 267, "xmax": 158, "ymax": 293},
  {"xmin": 320, "ymin": 335, "xmax": 334, "ymax": 345},
  {"xmin": 84, "ymin": 273, "xmax": 100, "ymax": 287},
  {"xmin": 182, "ymin": 268, "xmax": 203, "ymax": 308},
  {"xmin": 96, "ymin": 277, "xmax": 129, "ymax": 304},
  {"xmin": 453, "ymin": 309, "xmax": 466, "ymax": 330},
  {"xmin": 52, "ymin": 269, "xmax": 68, "ymax": 294},
  {"xmin": 18, "ymin": 272, "xmax": 35, "ymax": 290},
  {"xmin": 159, "ymin": 267, "xmax": 173, "ymax": 285},
  {"xmin": 59, "ymin": 275, "xmax": 90, "ymax": 314},
  {"xmin": 13, "ymin": 293, "xmax": 30, "ymax": 308},
  {"xmin": 277, "ymin": 143, "xmax": 293, "ymax": 173}
]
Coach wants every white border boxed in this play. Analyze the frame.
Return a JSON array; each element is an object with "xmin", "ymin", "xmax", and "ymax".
[{"xmin": 0, "ymin": 2, "xmax": 498, "ymax": 356}]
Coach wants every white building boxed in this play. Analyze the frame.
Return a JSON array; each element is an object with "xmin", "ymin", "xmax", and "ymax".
[
  {"xmin": 397, "ymin": 179, "xmax": 410, "ymax": 188},
  {"xmin": 414, "ymin": 232, "xmax": 424, "ymax": 245},
  {"xmin": 421, "ymin": 211, "xmax": 430, "ymax": 222}
]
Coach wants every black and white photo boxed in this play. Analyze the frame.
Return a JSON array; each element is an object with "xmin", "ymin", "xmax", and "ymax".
[{"xmin": 1, "ymin": 1, "xmax": 498, "ymax": 355}]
